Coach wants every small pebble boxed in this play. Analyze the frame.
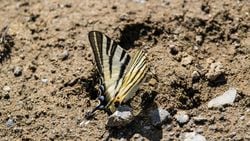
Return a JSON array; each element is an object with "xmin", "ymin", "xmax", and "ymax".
[
  {"xmin": 148, "ymin": 78, "xmax": 157, "ymax": 86},
  {"xmin": 175, "ymin": 111, "xmax": 189, "ymax": 124},
  {"xmin": 181, "ymin": 55, "xmax": 193, "ymax": 66},
  {"xmin": 6, "ymin": 118, "xmax": 15, "ymax": 127},
  {"xmin": 41, "ymin": 78, "xmax": 48, "ymax": 84},
  {"xmin": 13, "ymin": 66, "xmax": 22, "ymax": 76},
  {"xmin": 191, "ymin": 71, "xmax": 200, "ymax": 81},
  {"xmin": 239, "ymin": 116, "xmax": 244, "ymax": 120},
  {"xmin": 208, "ymin": 125, "xmax": 217, "ymax": 131},
  {"xmin": 3, "ymin": 86, "xmax": 11, "ymax": 92},
  {"xmin": 169, "ymin": 44, "xmax": 178, "ymax": 55},
  {"xmin": 195, "ymin": 35, "xmax": 203, "ymax": 45},
  {"xmin": 58, "ymin": 50, "xmax": 69, "ymax": 60}
]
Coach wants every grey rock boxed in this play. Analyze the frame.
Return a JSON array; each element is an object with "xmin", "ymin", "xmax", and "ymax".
[
  {"xmin": 150, "ymin": 108, "xmax": 171, "ymax": 126},
  {"xmin": 175, "ymin": 111, "xmax": 189, "ymax": 124},
  {"xmin": 6, "ymin": 118, "xmax": 15, "ymax": 127},
  {"xmin": 13, "ymin": 66, "xmax": 22, "ymax": 76},
  {"xmin": 106, "ymin": 105, "xmax": 133, "ymax": 127},
  {"xmin": 180, "ymin": 132, "xmax": 206, "ymax": 141},
  {"xmin": 208, "ymin": 88, "xmax": 237, "ymax": 108}
]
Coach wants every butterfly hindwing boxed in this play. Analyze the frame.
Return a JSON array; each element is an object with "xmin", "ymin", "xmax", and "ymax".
[{"xmin": 107, "ymin": 50, "xmax": 148, "ymax": 113}]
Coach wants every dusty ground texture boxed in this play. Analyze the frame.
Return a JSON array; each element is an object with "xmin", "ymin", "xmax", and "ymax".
[{"xmin": 0, "ymin": 0, "xmax": 249, "ymax": 140}]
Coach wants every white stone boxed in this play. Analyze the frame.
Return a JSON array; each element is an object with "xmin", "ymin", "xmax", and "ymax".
[
  {"xmin": 175, "ymin": 111, "xmax": 189, "ymax": 124},
  {"xmin": 180, "ymin": 132, "xmax": 206, "ymax": 141},
  {"xmin": 208, "ymin": 88, "xmax": 237, "ymax": 108},
  {"xmin": 3, "ymin": 86, "xmax": 11, "ymax": 91}
]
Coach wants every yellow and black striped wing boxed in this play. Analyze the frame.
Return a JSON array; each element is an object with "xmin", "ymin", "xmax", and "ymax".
[
  {"xmin": 88, "ymin": 31, "xmax": 131, "ymax": 101},
  {"xmin": 107, "ymin": 50, "xmax": 148, "ymax": 113}
]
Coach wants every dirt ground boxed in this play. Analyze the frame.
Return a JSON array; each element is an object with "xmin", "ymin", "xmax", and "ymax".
[{"xmin": 0, "ymin": 0, "xmax": 249, "ymax": 140}]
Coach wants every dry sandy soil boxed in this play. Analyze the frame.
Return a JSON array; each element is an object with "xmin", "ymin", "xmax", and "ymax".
[{"xmin": 0, "ymin": 0, "xmax": 249, "ymax": 140}]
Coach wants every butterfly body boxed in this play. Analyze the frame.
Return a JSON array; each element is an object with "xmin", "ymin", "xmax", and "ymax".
[{"xmin": 88, "ymin": 31, "xmax": 148, "ymax": 114}]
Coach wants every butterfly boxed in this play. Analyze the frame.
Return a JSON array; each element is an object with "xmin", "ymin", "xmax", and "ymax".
[{"xmin": 87, "ymin": 31, "xmax": 148, "ymax": 116}]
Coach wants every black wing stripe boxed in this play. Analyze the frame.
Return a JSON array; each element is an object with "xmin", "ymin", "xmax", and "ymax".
[
  {"xmin": 108, "ymin": 42, "xmax": 118, "ymax": 78},
  {"xmin": 95, "ymin": 32, "xmax": 103, "ymax": 65},
  {"xmin": 116, "ymin": 54, "xmax": 130, "ymax": 88},
  {"xmin": 106, "ymin": 35, "xmax": 111, "ymax": 56},
  {"xmin": 88, "ymin": 32, "xmax": 103, "ymax": 75},
  {"xmin": 120, "ymin": 50, "xmax": 126, "ymax": 61}
]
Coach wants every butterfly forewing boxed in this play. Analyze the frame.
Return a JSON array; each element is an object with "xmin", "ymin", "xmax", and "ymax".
[{"xmin": 88, "ymin": 31, "xmax": 131, "ymax": 101}]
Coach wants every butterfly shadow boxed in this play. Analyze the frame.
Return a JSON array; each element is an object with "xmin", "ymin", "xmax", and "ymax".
[
  {"xmin": 117, "ymin": 23, "xmax": 151, "ymax": 50},
  {"xmin": 105, "ymin": 91, "xmax": 165, "ymax": 141}
]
